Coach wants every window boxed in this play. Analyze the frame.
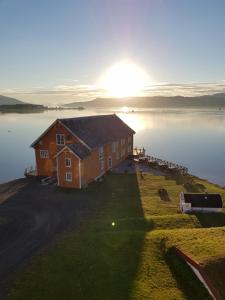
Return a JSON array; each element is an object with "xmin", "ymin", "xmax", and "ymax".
[
  {"xmin": 108, "ymin": 156, "xmax": 112, "ymax": 168},
  {"xmin": 112, "ymin": 142, "xmax": 116, "ymax": 153},
  {"xmin": 56, "ymin": 134, "xmax": 65, "ymax": 145},
  {"xmin": 116, "ymin": 151, "xmax": 119, "ymax": 160},
  {"xmin": 65, "ymin": 158, "xmax": 71, "ymax": 167},
  {"xmin": 128, "ymin": 136, "xmax": 132, "ymax": 153},
  {"xmin": 100, "ymin": 159, "xmax": 104, "ymax": 170},
  {"xmin": 121, "ymin": 138, "xmax": 125, "ymax": 146},
  {"xmin": 112, "ymin": 141, "xmax": 119, "ymax": 153},
  {"xmin": 40, "ymin": 150, "xmax": 49, "ymax": 158},
  {"xmin": 99, "ymin": 146, "xmax": 104, "ymax": 160},
  {"xmin": 121, "ymin": 148, "xmax": 125, "ymax": 157},
  {"xmin": 65, "ymin": 172, "xmax": 72, "ymax": 182}
]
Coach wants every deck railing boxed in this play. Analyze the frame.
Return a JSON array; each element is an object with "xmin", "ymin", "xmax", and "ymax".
[{"xmin": 133, "ymin": 148, "xmax": 188, "ymax": 174}]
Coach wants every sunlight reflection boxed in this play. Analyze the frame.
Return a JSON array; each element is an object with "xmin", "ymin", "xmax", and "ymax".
[{"xmin": 118, "ymin": 113, "xmax": 153, "ymax": 132}]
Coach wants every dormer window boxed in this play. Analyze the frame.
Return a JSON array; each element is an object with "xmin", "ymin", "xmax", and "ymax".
[{"xmin": 56, "ymin": 134, "xmax": 65, "ymax": 145}]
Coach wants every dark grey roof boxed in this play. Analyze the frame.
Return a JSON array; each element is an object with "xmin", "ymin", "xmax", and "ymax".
[
  {"xmin": 67, "ymin": 144, "xmax": 90, "ymax": 159},
  {"xmin": 183, "ymin": 193, "xmax": 223, "ymax": 208},
  {"xmin": 59, "ymin": 114, "xmax": 135, "ymax": 149}
]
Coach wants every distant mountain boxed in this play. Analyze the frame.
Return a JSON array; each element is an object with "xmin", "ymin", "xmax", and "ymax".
[
  {"xmin": 0, "ymin": 95, "xmax": 27, "ymax": 105},
  {"xmin": 0, "ymin": 95, "xmax": 46, "ymax": 113},
  {"xmin": 64, "ymin": 93, "xmax": 225, "ymax": 108}
]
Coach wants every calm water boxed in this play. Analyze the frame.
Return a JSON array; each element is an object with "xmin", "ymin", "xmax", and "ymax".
[{"xmin": 0, "ymin": 108, "xmax": 225, "ymax": 186}]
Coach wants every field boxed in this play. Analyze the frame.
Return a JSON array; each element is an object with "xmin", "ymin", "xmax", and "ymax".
[
  {"xmin": 0, "ymin": 217, "xmax": 6, "ymax": 225},
  {"xmin": 8, "ymin": 172, "xmax": 225, "ymax": 300}
]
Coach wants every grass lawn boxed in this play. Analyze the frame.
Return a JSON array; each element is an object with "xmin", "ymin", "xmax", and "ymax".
[
  {"xmin": 0, "ymin": 217, "xmax": 6, "ymax": 225},
  {"xmin": 8, "ymin": 172, "xmax": 225, "ymax": 300}
]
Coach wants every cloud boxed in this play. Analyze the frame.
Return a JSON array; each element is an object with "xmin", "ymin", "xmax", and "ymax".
[
  {"xmin": 1, "ymin": 80, "xmax": 225, "ymax": 105},
  {"xmin": 143, "ymin": 81, "xmax": 225, "ymax": 97}
]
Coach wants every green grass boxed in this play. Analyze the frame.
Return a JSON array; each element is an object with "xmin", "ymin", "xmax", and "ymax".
[
  {"xmin": 0, "ymin": 217, "xmax": 6, "ymax": 226},
  {"xmin": 9, "ymin": 231, "xmax": 145, "ymax": 300},
  {"xmin": 7, "ymin": 172, "xmax": 225, "ymax": 300},
  {"xmin": 161, "ymin": 227, "xmax": 225, "ymax": 299},
  {"xmin": 137, "ymin": 175, "xmax": 184, "ymax": 216}
]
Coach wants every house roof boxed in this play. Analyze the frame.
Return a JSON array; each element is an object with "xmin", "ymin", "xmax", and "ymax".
[
  {"xmin": 55, "ymin": 144, "xmax": 91, "ymax": 160},
  {"xmin": 183, "ymin": 193, "xmax": 223, "ymax": 208},
  {"xmin": 31, "ymin": 114, "xmax": 135, "ymax": 149},
  {"xmin": 67, "ymin": 144, "xmax": 90, "ymax": 159},
  {"xmin": 59, "ymin": 114, "xmax": 135, "ymax": 149}
]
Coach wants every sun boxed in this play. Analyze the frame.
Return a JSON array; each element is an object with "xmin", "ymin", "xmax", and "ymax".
[{"xmin": 99, "ymin": 60, "xmax": 151, "ymax": 98}]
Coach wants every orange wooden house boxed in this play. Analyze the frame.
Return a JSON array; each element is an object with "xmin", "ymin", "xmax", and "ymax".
[{"xmin": 31, "ymin": 114, "xmax": 135, "ymax": 188}]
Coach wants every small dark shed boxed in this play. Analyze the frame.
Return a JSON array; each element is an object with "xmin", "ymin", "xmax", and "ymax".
[{"xmin": 180, "ymin": 192, "xmax": 223, "ymax": 213}]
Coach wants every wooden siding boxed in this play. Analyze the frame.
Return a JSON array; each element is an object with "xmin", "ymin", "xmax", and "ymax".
[
  {"xmin": 81, "ymin": 134, "xmax": 133, "ymax": 187},
  {"xmin": 34, "ymin": 120, "xmax": 82, "ymax": 177},
  {"xmin": 57, "ymin": 149, "xmax": 80, "ymax": 189}
]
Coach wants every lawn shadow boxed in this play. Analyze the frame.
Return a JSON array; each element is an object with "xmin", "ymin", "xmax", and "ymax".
[
  {"xmin": 5, "ymin": 173, "xmax": 147, "ymax": 300},
  {"xmin": 0, "ymin": 177, "xmax": 94, "ymax": 299},
  {"xmin": 164, "ymin": 247, "xmax": 212, "ymax": 300},
  {"xmin": 204, "ymin": 258, "xmax": 225, "ymax": 299},
  {"xmin": 194, "ymin": 212, "xmax": 225, "ymax": 228},
  {"xmin": 165, "ymin": 173, "xmax": 206, "ymax": 193},
  {"xmin": 79, "ymin": 172, "xmax": 146, "ymax": 300}
]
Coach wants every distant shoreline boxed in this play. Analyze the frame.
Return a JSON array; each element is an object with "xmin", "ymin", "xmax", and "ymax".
[{"xmin": 0, "ymin": 104, "xmax": 85, "ymax": 114}]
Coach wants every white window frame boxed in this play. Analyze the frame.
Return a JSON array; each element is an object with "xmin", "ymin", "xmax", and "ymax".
[
  {"xmin": 112, "ymin": 141, "xmax": 119, "ymax": 153},
  {"xmin": 65, "ymin": 158, "xmax": 72, "ymax": 168},
  {"xmin": 112, "ymin": 142, "xmax": 116, "ymax": 153},
  {"xmin": 99, "ymin": 146, "xmax": 104, "ymax": 160},
  {"xmin": 100, "ymin": 159, "xmax": 104, "ymax": 170},
  {"xmin": 56, "ymin": 134, "xmax": 65, "ymax": 145},
  {"xmin": 116, "ymin": 151, "xmax": 119, "ymax": 160},
  {"xmin": 40, "ymin": 150, "xmax": 49, "ymax": 158},
  {"xmin": 108, "ymin": 156, "xmax": 112, "ymax": 168},
  {"xmin": 65, "ymin": 172, "xmax": 72, "ymax": 182},
  {"xmin": 128, "ymin": 136, "xmax": 132, "ymax": 153}
]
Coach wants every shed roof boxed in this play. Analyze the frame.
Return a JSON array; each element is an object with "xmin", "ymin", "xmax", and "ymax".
[
  {"xmin": 59, "ymin": 114, "xmax": 135, "ymax": 149},
  {"xmin": 183, "ymin": 193, "xmax": 223, "ymax": 208}
]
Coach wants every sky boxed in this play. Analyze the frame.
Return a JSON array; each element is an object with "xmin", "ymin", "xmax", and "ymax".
[{"xmin": 0, "ymin": 0, "xmax": 225, "ymax": 104}]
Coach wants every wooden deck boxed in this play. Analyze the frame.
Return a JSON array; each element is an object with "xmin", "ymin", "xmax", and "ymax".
[
  {"xmin": 133, "ymin": 148, "xmax": 188, "ymax": 174},
  {"xmin": 24, "ymin": 167, "xmax": 37, "ymax": 178}
]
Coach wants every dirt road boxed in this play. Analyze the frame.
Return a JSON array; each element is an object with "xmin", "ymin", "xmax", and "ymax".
[{"xmin": 0, "ymin": 178, "xmax": 92, "ymax": 298}]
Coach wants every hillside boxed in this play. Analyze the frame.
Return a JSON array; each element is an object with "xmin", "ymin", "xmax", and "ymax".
[
  {"xmin": 65, "ymin": 93, "xmax": 225, "ymax": 108},
  {"xmin": 0, "ymin": 95, "xmax": 46, "ymax": 112},
  {"xmin": 0, "ymin": 95, "xmax": 26, "ymax": 105}
]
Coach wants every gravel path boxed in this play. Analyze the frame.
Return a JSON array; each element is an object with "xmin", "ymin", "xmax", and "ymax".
[{"xmin": 0, "ymin": 178, "xmax": 92, "ymax": 298}]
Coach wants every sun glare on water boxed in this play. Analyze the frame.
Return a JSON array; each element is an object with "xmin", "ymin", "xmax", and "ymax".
[{"xmin": 99, "ymin": 61, "xmax": 151, "ymax": 98}]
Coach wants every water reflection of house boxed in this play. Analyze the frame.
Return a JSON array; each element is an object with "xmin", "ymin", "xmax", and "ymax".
[
  {"xmin": 31, "ymin": 114, "xmax": 135, "ymax": 188},
  {"xmin": 180, "ymin": 192, "xmax": 223, "ymax": 213}
]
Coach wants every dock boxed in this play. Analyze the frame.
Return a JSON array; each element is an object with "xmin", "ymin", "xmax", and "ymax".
[
  {"xmin": 132, "ymin": 148, "xmax": 188, "ymax": 174},
  {"xmin": 24, "ymin": 166, "xmax": 37, "ymax": 178}
]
